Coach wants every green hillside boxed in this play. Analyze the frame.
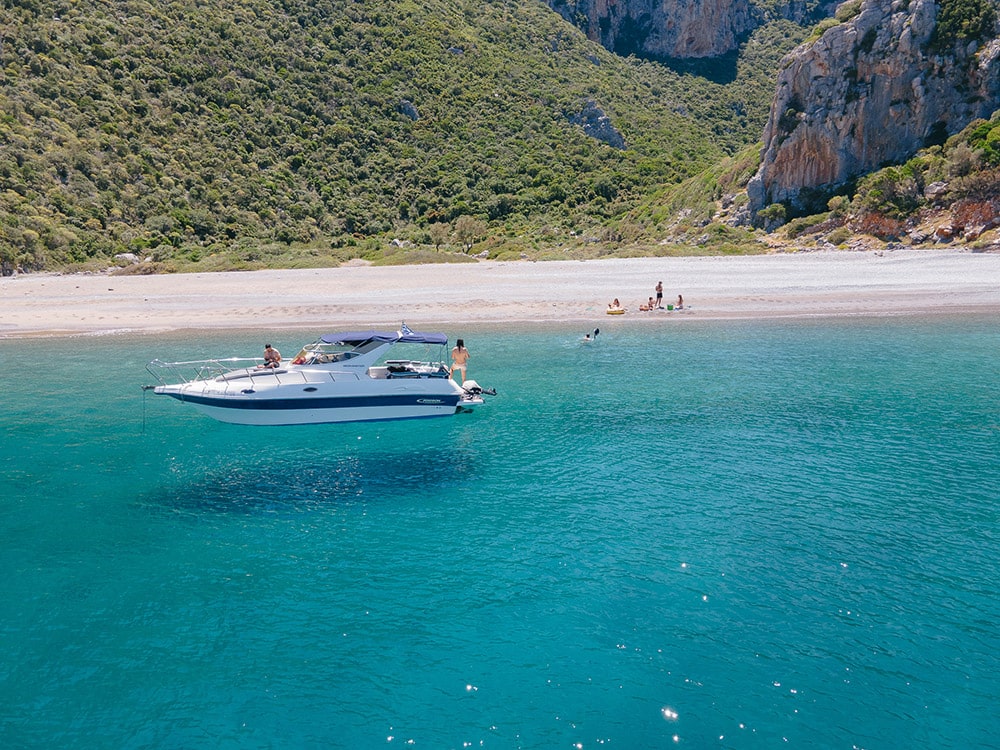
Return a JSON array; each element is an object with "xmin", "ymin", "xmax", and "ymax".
[{"xmin": 0, "ymin": 0, "xmax": 807, "ymax": 272}]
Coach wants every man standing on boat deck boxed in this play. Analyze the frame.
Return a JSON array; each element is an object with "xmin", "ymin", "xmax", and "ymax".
[
  {"xmin": 262, "ymin": 343, "xmax": 281, "ymax": 369},
  {"xmin": 450, "ymin": 339, "xmax": 470, "ymax": 383}
]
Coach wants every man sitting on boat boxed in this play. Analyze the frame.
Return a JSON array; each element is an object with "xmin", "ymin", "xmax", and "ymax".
[{"xmin": 260, "ymin": 343, "xmax": 281, "ymax": 369}]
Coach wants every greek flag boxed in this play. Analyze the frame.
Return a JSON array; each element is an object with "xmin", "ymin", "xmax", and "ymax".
[{"xmin": 400, "ymin": 322, "xmax": 413, "ymax": 336}]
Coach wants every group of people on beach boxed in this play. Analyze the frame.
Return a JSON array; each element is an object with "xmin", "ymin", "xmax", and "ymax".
[
  {"xmin": 640, "ymin": 280, "xmax": 683, "ymax": 311},
  {"xmin": 608, "ymin": 281, "xmax": 684, "ymax": 313}
]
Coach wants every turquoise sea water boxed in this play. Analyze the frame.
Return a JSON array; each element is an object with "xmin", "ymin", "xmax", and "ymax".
[{"xmin": 1, "ymin": 318, "xmax": 998, "ymax": 749}]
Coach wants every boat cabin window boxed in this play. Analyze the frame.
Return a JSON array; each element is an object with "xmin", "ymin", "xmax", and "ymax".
[{"xmin": 305, "ymin": 349, "xmax": 361, "ymax": 364}]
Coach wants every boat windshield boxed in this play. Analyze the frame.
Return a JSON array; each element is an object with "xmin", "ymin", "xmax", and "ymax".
[
  {"xmin": 291, "ymin": 340, "xmax": 367, "ymax": 364},
  {"xmin": 292, "ymin": 333, "xmax": 448, "ymax": 368}
]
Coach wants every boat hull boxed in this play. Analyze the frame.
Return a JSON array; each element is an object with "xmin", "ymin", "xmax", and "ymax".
[
  {"xmin": 169, "ymin": 394, "xmax": 461, "ymax": 425},
  {"xmin": 156, "ymin": 386, "xmax": 461, "ymax": 426},
  {"xmin": 155, "ymin": 373, "xmax": 467, "ymax": 426}
]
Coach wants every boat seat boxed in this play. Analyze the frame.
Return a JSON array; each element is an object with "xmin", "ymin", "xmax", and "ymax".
[{"xmin": 217, "ymin": 368, "xmax": 288, "ymax": 382}]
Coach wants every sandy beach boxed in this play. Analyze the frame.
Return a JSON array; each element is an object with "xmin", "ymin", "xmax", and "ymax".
[{"xmin": 1, "ymin": 249, "xmax": 998, "ymax": 337}]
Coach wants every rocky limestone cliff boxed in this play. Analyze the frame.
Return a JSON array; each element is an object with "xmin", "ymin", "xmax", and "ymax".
[
  {"xmin": 546, "ymin": 0, "xmax": 757, "ymax": 58},
  {"xmin": 748, "ymin": 0, "xmax": 1000, "ymax": 216}
]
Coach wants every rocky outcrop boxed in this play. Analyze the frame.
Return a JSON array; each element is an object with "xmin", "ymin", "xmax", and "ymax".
[
  {"xmin": 568, "ymin": 99, "xmax": 627, "ymax": 148},
  {"xmin": 748, "ymin": 0, "xmax": 1000, "ymax": 216},
  {"xmin": 547, "ymin": 0, "xmax": 757, "ymax": 58}
]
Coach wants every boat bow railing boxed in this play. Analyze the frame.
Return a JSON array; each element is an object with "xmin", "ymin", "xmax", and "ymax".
[{"xmin": 145, "ymin": 357, "xmax": 262, "ymax": 385}]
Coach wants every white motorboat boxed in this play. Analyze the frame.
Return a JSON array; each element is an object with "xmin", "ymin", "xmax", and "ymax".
[{"xmin": 145, "ymin": 328, "xmax": 494, "ymax": 426}]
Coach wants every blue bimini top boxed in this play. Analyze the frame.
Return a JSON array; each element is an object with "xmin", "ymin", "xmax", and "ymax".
[{"xmin": 320, "ymin": 330, "xmax": 448, "ymax": 346}]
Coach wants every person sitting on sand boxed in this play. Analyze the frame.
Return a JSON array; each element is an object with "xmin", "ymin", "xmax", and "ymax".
[
  {"xmin": 676, "ymin": 294, "xmax": 684, "ymax": 310},
  {"xmin": 608, "ymin": 298, "xmax": 621, "ymax": 310}
]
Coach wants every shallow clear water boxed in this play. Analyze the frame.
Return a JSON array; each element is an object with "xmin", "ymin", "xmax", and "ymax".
[{"xmin": 2, "ymin": 318, "xmax": 998, "ymax": 748}]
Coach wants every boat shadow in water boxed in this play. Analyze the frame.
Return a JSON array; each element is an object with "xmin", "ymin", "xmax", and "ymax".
[{"xmin": 138, "ymin": 443, "xmax": 478, "ymax": 517}]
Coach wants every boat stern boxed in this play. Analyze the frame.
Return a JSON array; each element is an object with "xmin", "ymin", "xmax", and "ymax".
[{"xmin": 456, "ymin": 380, "xmax": 495, "ymax": 411}]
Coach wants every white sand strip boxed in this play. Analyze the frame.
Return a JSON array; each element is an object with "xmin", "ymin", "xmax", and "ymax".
[{"xmin": 1, "ymin": 250, "xmax": 998, "ymax": 337}]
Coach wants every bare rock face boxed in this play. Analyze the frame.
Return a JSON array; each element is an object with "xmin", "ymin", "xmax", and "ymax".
[
  {"xmin": 547, "ymin": 0, "xmax": 756, "ymax": 58},
  {"xmin": 748, "ymin": 0, "xmax": 1000, "ymax": 215},
  {"xmin": 568, "ymin": 99, "xmax": 627, "ymax": 149}
]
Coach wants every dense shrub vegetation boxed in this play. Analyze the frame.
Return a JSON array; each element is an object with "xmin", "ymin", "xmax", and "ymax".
[
  {"xmin": 965, "ymin": 114, "xmax": 1000, "ymax": 164},
  {"xmin": 930, "ymin": 0, "xmax": 998, "ymax": 51},
  {"xmin": 0, "ymin": 0, "xmax": 808, "ymax": 271},
  {"xmin": 849, "ymin": 111, "xmax": 999, "ymax": 214},
  {"xmin": 3, "ymin": 0, "xmax": 994, "ymax": 272}
]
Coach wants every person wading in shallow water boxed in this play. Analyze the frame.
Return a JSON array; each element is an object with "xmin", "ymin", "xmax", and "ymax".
[{"xmin": 450, "ymin": 339, "xmax": 470, "ymax": 383}]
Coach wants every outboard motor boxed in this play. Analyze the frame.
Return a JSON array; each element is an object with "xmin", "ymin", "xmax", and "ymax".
[{"xmin": 462, "ymin": 380, "xmax": 496, "ymax": 397}]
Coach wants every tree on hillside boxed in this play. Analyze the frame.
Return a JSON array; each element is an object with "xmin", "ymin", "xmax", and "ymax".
[
  {"xmin": 455, "ymin": 216, "xmax": 488, "ymax": 253},
  {"xmin": 428, "ymin": 222, "xmax": 451, "ymax": 251}
]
